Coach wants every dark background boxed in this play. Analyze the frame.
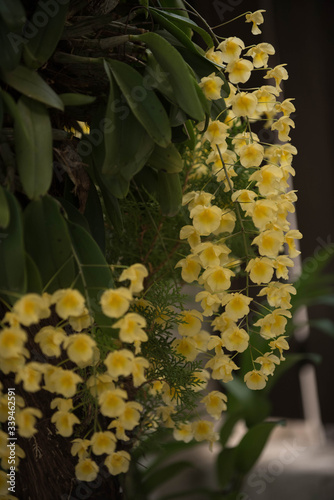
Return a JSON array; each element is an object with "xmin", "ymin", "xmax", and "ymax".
[{"xmin": 192, "ymin": 0, "xmax": 334, "ymax": 424}]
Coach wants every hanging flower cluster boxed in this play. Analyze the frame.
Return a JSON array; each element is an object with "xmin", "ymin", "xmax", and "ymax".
[{"xmin": 176, "ymin": 9, "xmax": 302, "ymax": 392}]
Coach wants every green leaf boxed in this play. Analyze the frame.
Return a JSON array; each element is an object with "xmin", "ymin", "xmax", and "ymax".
[
  {"xmin": 14, "ymin": 96, "xmax": 53, "ymax": 199},
  {"xmin": 1, "ymin": 89, "xmax": 18, "ymax": 118},
  {"xmin": 219, "ymin": 410, "xmax": 244, "ymax": 447},
  {"xmin": 2, "ymin": 65, "xmax": 64, "ymax": 110},
  {"xmin": 102, "ymin": 174, "xmax": 130, "ymax": 199},
  {"xmin": 169, "ymin": 104, "xmax": 188, "ymax": 127},
  {"xmin": 192, "ymin": 75, "xmax": 211, "ymax": 116},
  {"xmin": 159, "ymin": 0, "xmax": 192, "ymax": 37},
  {"xmin": 134, "ymin": 166, "xmax": 159, "ymax": 199},
  {"xmin": 67, "ymin": 221, "xmax": 114, "ymax": 325},
  {"xmin": 148, "ymin": 8, "xmax": 201, "ymax": 56},
  {"xmin": 23, "ymin": 2, "xmax": 68, "ymax": 69},
  {"xmin": 177, "ymin": 46, "xmax": 230, "ymax": 98},
  {"xmin": 183, "ymin": 119, "xmax": 196, "ymax": 150},
  {"xmin": 25, "ymin": 252, "xmax": 43, "ymax": 294},
  {"xmin": 148, "ymin": 143, "xmax": 183, "ymax": 173},
  {"xmin": 143, "ymin": 461, "xmax": 194, "ymax": 494},
  {"xmin": 23, "ymin": 196, "xmax": 75, "ymax": 292},
  {"xmin": 132, "ymin": 32, "xmax": 206, "ymax": 122},
  {"xmin": 0, "ymin": 0, "xmax": 25, "ymax": 30},
  {"xmin": 141, "ymin": 439, "xmax": 199, "ymax": 478},
  {"xmin": 99, "ymin": 180, "xmax": 124, "ymax": 233},
  {"xmin": 101, "ymin": 61, "xmax": 155, "ymax": 179},
  {"xmin": 0, "ymin": 185, "xmax": 10, "ymax": 228},
  {"xmin": 83, "ymin": 181, "xmax": 106, "ymax": 253},
  {"xmin": 145, "ymin": 51, "xmax": 175, "ymax": 103},
  {"xmin": 106, "ymin": 59, "xmax": 171, "ymax": 148},
  {"xmin": 216, "ymin": 447, "xmax": 238, "ymax": 489},
  {"xmin": 223, "ymin": 378, "xmax": 271, "ymax": 427},
  {"xmin": 150, "ymin": 7, "xmax": 213, "ymax": 47},
  {"xmin": 211, "ymin": 96, "xmax": 227, "ymax": 122},
  {"xmin": 86, "ymin": 151, "xmax": 124, "ymax": 233},
  {"xmin": 157, "ymin": 171, "xmax": 182, "ymax": 216},
  {"xmin": 59, "ymin": 93, "xmax": 96, "ymax": 106},
  {"xmin": 235, "ymin": 421, "xmax": 284, "ymax": 475},
  {"xmin": 0, "ymin": 18, "xmax": 22, "ymax": 71},
  {"xmin": 57, "ymin": 198, "xmax": 91, "ymax": 233},
  {"xmin": 171, "ymin": 123, "xmax": 189, "ymax": 143},
  {"xmin": 0, "ymin": 190, "xmax": 26, "ymax": 302}
]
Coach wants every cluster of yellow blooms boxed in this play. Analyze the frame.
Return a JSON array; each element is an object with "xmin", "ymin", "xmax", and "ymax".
[
  {"xmin": 0, "ymin": 261, "xmax": 229, "ymax": 487},
  {"xmin": 0, "ymin": 264, "xmax": 156, "ymax": 485},
  {"xmin": 176, "ymin": 10, "xmax": 301, "ymax": 392}
]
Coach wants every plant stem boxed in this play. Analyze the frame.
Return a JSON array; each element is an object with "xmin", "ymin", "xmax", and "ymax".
[{"xmin": 53, "ymin": 52, "xmax": 104, "ymax": 65}]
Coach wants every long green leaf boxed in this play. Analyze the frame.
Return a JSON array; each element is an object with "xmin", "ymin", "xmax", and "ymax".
[
  {"xmin": 0, "ymin": 190, "xmax": 26, "ymax": 302},
  {"xmin": 67, "ymin": 221, "xmax": 114, "ymax": 325},
  {"xmin": 83, "ymin": 181, "xmax": 106, "ymax": 253},
  {"xmin": 0, "ymin": 185, "xmax": 10, "ymax": 228},
  {"xmin": 159, "ymin": 0, "xmax": 192, "ymax": 37},
  {"xmin": 177, "ymin": 46, "xmax": 230, "ymax": 98},
  {"xmin": 57, "ymin": 198, "xmax": 91, "ymax": 233},
  {"xmin": 0, "ymin": 0, "xmax": 25, "ymax": 30},
  {"xmin": 211, "ymin": 96, "xmax": 227, "ymax": 122},
  {"xmin": 148, "ymin": 8, "xmax": 201, "ymax": 56},
  {"xmin": 84, "ymin": 151, "xmax": 124, "ymax": 235},
  {"xmin": 148, "ymin": 143, "xmax": 183, "ymax": 173},
  {"xmin": 132, "ymin": 32, "xmax": 206, "ymax": 122},
  {"xmin": 223, "ymin": 378, "xmax": 271, "ymax": 427},
  {"xmin": 2, "ymin": 65, "xmax": 64, "ymax": 110},
  {"xmin": 141, "ymin": 439, "xmax": 199, "ymax": 478},
  {"xmin": 219, "ymin": 410, "xmax": 244, "ymax": 447},
  {"xmin": 106, "ymin": 59, "xmax": 171, "ymax": 147},
  {"xmin": 100, "ymin": 171, "xmax": 130, "ymax": 199},
  {"xmin": 150, "ymin": 7, "xmax": 213, "ymax": 47},
  {"xmin": 145, "ymin": 52, "xmax": 175, "ymax": 104},
  {"xmin": 23, "ymin": 196, "xmax": 75, "ymax": 292},
  {"xmin": 0, "ymin": 18, "xmax": 22, "ymax": 71},
  {"xmin": 143, "ymin": 461, "xmax": 194, "ymax": 494},
  {"xmin": 134, "ymin": 166, "xmax": 159, "ymax": 199},
  {"xmin": 23, "ymin": 2, "xmax": 68, "ymax": 69},
  {"xmin": 14, "ymin": 96, "xmax": 53, "ymax": 199},
  {"xmin": 184, "ymin": 119, "xmax": 196, "ymax": 150},
  {"xmin": 25, "ymin": 252, "xmax": 43, "ymax": 294},
  {"xmin": 235, "ymin": 421, "xmax": 284, "ymax": 475},
  {"xmin": 216, "ymin": 447, "xmax": 238, "ymax": 489},
  {"xmin": 157, "ymin": 171, "xmax": 182, "ymax": 216},
  {"xmin": 102, "ymin": 61, "xmax": 155, "ymax": 178},
  {"xmin": 60, "ymin": 93, "xmax": 96, "ymax": 106},
  {"xmin": 96, "ymin": 174, "xmax": 124, "ymax": 233}
]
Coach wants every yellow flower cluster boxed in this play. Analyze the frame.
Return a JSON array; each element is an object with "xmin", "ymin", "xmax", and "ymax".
[
  {"xmin": 0, "ymin": 261, "xmax": 225, "ymax": 480},
  {"xmin": 176, "ymin": 10, "xmax": 301, "ymax": 392},
  {"xmin": 0, "ymin": 264, "xmax": 152, "ymax": 481}
]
